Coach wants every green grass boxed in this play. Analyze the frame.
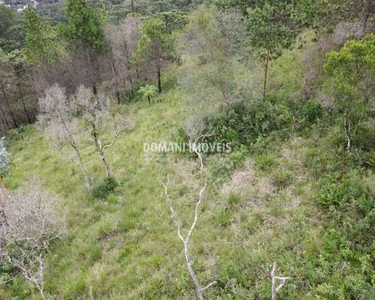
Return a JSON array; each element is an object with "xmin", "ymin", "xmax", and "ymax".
[
  {"xmin": 1, "ymin": 40, "xmax": 352, "ymax": 299},
  {"xmin": 1, "ymin": 90, "xmax": 327, "ymax": 299}
]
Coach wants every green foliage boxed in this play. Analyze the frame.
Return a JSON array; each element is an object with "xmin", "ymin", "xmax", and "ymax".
[
  {"xmin": 257, "ymin": 153, "xmax": 277, "ymax": 170},
  {"xmin": 138, "ymin": 85, "xmax": 158, "ymax": 103},
  {"xmin": 133, "ymin": 15, "xmax": 175, "ymax": 68},
  {"xmin": 24, "ymin": 7, "xmax": 63, "ymax": 64},
  {"xmin": 228, "ymin": 191, "xmax": 241, "ymax": 206},
  {"xmin": 0, "ymin": 4, "xmax": 23, "ymax": 53},
  {"xmin": 316, "ymin": 178, "xmax": 343, "ymax": 206},
  {"xmin": 64, "ymin": 0, "xmax": 106, "ymax": 51},
  {"xmin": 205, "ymin": 100, "xmax": 292, "ymax": 148},
  {"xmin": 247, "ymin": 2, "xmax": 298, "ymax": 60},
  {"xmin": 133, "ymin": 16, "xmax": 175, "ymax": 60},
  {"xmin": 325, "ymin": 34, "xmax": 375, "ymax": 150},
  {"xmin": 216, "ymin": 210, "xmax": 233, "ymax": 226},
  {"xmin": 93, "ymin": 176, "xmax": 119, "ymax": 199},
  {"xmin": 271, "ymin": 170, "xmax": 293, "ymax": 187},
  {"xmin": 299, "ymin": 100, "xmax": 323, "ymax": 123}
]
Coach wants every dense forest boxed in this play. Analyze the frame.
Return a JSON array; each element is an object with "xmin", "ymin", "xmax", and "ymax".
[{"xmin": 1, "ymin": 0, "xmax": 375, "ymax": 299}]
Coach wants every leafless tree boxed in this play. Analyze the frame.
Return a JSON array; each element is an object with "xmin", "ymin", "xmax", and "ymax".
[
  {"xmin": 162, "ymin": 176, "xmax": 216, "ymax": 299},
  {"xmin": 161, "ymin": 145, "xmax": 216, "ymax": 299},
  {"xmin": 0, "ymin": 182, "xmax": 65, "ymax": 300},
  {"xmin": 38, "ymin": 84, "xmax": 92, "ymax": 193},
  {"xmin": 104, "ymin": 17, "xmax": 141, "ymax": 102},
  {"xmin": 76, "ymin": 85, "xmax": 134, "ymax": 177},
  {"xmin": 271, "ymin": 262, "xmax": 289, "ymax": 300}
]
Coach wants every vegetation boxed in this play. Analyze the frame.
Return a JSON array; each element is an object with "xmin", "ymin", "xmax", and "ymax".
[{"xmin": 1, "ymin": 0, "xmax": 375, "ymax": 299}]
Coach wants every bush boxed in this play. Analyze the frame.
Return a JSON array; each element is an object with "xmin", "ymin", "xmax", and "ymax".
[
  {"xmin": 204, "ymin": 100, "xmax": 292, "ymax": 149},
  {"xmin": 93, "ymin": 177, "xmax": 119, "ymax": 199},
  {"xmin": 316, "ymin": 181, "xmax": 343, "ymax": 206},
  {"xmin": 299, "ymin": 100, "xmax": 323, "ymax": 123}
]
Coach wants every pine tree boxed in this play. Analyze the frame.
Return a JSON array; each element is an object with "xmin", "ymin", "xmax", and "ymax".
[
  {"xmin": 24, "ymin": 7, "xmax": 62, "ymax": 64},
  {"xmin": 247, "ymin": 2, "xmax": 298, "ymax": 99},
  {"xmin": 133, "ymin": 16, "xmax": 175, "ymax": 93},
  {"xmin": 64, "ymin": 0, "xmax": 107, "ymax": 95}
]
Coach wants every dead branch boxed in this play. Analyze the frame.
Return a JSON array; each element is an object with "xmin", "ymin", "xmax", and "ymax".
[
  {"xmin": 271, "ymin": 262, "xmax": 289, "ymax": 300},
  {"xmin": 162, "ymin": 175, "xmax": 216, "ymax": 300}
]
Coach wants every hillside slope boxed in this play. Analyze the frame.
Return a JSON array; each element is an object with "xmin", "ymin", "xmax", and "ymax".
[{"xmin": 1, "ymin": 75, "xmax": 330, "ymax": 299}]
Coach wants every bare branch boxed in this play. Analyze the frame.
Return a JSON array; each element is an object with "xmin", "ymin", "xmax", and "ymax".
[
  {"xmin": 0, "ymin": 181, "xmax": 65, "ymax": 300},
  {"xmin": 271, "ymin": 262, "xmax": 290, "ymax": 300},
  {"xmin": 162, "ymin": 175, "xmax": 184, "ymax": 243},
  {"xmin": 202, "ymin": 281, "xmax": 217, "ymax": 291},
  {"xmin": 162, "ymin": 174, "xmax": 214, "ymax": 300}
]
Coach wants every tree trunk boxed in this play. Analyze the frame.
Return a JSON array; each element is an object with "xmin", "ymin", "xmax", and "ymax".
[
  {"xmin": 72, "ymin": 143, "xmax": 92, "ymax": 194},
  {"xmin": 344, "ymin": 117, "xmax": 352, "ymax": 152},
  {"xmin": 17, "ymin": 79, "xmax": 32, "ymax": 124},
  {"xmin": 148, "ymin": 95, "xmax": 151, "ymax": 105},
  {"xmin": 131, "ymin": 0, "xmax": 135, "ymax": 13},
  {"xmin": 92, "ymin": 128, "xmax": 111, "ymax": 177},
  {"xmin": 1, "ymin": 87, "xmax": 18, "ymax": 128},
  {"xmin": 263, "ymin": 45, "xmax": 270, "ymax": 100},
  {"xmin": 85, "ymin": 49, "xmax": 98, "ymax": 95},
  {"xmin": 157, "ymin": 66, "xmax": 162, "ymax": 94},
  {"xmin": 100, "ymin": 150, "xmax": 111, "ymax": 178},
  {"xmin": 184, "ymin": 242, "xmax": 204, "ymax": 300},
  {"xmin": 129, "ymin": 73, "xmax": 134, "ymax": 94},
  {"xmin": 116, "ymin": 91, "xmax": 121, "ymax": 104},
  {"xmin": 110, "ymin": 50, "xmax": 121, "ymax": 104},
  {"xmin": 362, "ymin": 0, "xmax": 371, "ymax": 36},
  {"xmin": 63, "ymin": 119, "xmax": 92, "ymax": 194},
  {"xmin": 0, "ymin": 106, "xmax": 10, "ymax": 130}
]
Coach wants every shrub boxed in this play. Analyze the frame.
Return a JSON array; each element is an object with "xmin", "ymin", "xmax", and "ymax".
[
  {"xmin": 316, "ymin": 180, "xmax": 343, "ymax": 206},
  {"xmin": 93, "ymin": 177, "xmax": 119, "ymax": 199},
  {"xmin": 299, "ymin": 100, "xmax": 323, "ymax": 123},
  {"xmin": 204, "ymin": 100, "xmax": 292, "ymax": 149}
]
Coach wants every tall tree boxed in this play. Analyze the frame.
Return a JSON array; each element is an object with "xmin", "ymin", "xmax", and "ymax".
[
  {"xmin": 64, "ymin": 0, "xmax": 106, "ymax": 95},
  {"xmin": 325, "ymin": 34, "xmax": 375, "ymax": 151},
  {"xmin": 38, "ymin": 84, "xmax": 92, "ymax": 194},
  {"xmin": 75, "ymin": 85, "xmax": 134, "ymax": 178},
  {"xmin": 247, "ymin": 2, "xmax": 298, "ymax": 99},
  {"xmin": 0, "ymin": 4, "xmax": 21, "ymax": 53},
  {"xmin": 8, "ymin": 50, "xmax": 33, "ymax": 124},
  {"xmin": 0, "ymin": 59, "xmax": 18, "ymax": 128},
  {"xmin": 24, "ymin": 7, "xmax": 62, "ymax": 65},
  {"xmin": 133, "ymin": 16, "xmax": 175, "ymax": 93}
]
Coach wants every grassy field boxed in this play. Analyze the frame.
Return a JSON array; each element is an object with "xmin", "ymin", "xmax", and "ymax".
[
  {"xmin": 0, "ymin": 82, "xmax": 330, "ymax": 300},
  {"xmin": 1, "ymin": 39, "xmax": 342, "ymax": 299}
]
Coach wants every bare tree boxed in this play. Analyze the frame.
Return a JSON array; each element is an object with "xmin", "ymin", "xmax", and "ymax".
[
  {"xmin": 104, "ymin": 17, "xmax": 141, "ymax": 102},
  {"xmin": 0, "ymin": 182, "xmax": 65, "ymax": 300},
  {"xmin": 271, "ymin": 262, "xmax": 289, "ymax": 300},
  {"xmin": 38, "ymin": 84, "xmax": 92, "ymax": 193},
  {"xmin": 162, "ymin": 176, "xmax": 216, "ymax": 299},
  {"xmin": 161, "ymin": 143, "xmax": 216, "ymax": 299},
  {"xmin": 76, "ymin": 86, "xmax": 134, "ymax": 178}
]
